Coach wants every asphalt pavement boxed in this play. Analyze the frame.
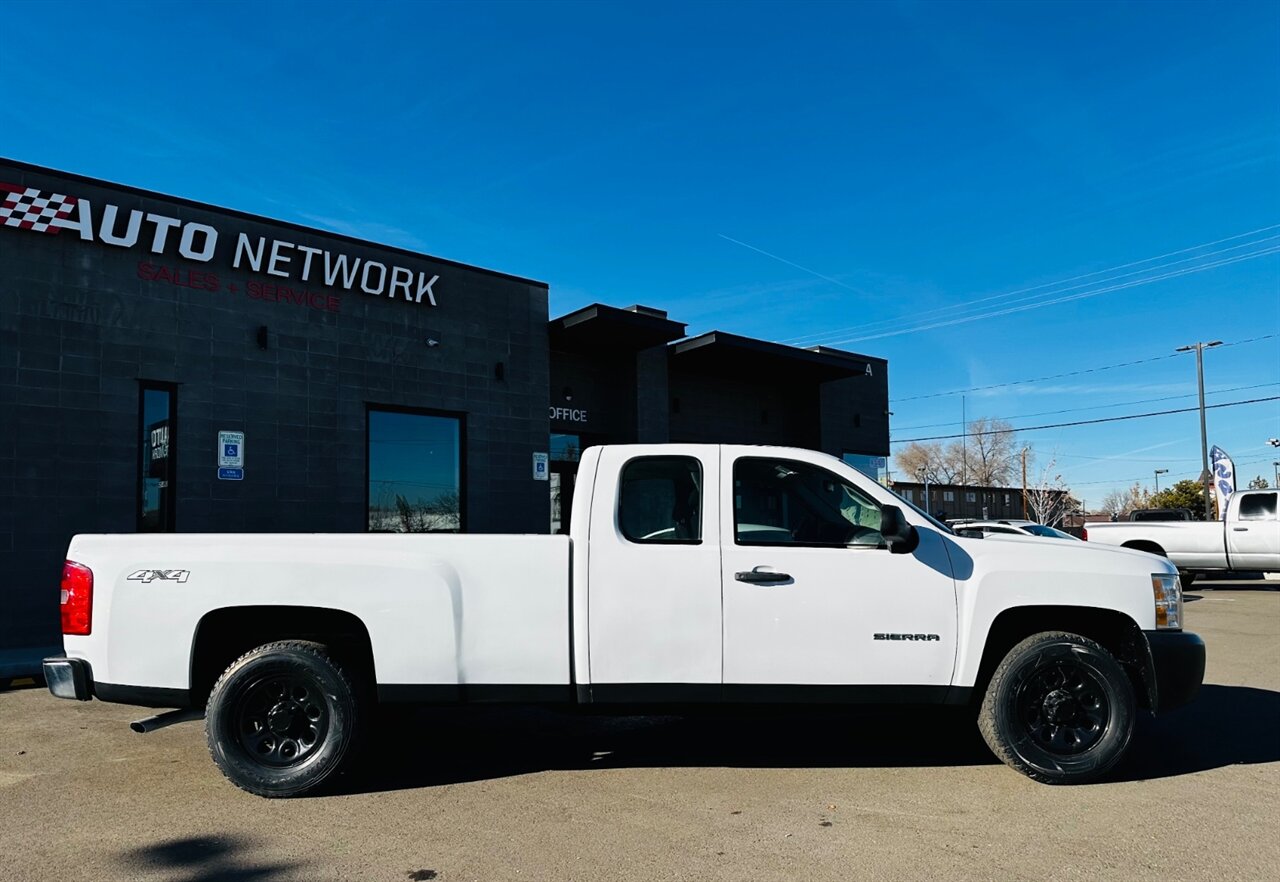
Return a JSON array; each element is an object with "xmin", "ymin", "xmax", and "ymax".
[{"xmin": 1, "ymin": 582, "xmax": 1276, "ymax": 882}]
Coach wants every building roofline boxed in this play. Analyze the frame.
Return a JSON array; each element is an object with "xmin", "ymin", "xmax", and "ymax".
[{"xmin": 0, "ymin": 156, "xmax": 548, "ymax": 288}]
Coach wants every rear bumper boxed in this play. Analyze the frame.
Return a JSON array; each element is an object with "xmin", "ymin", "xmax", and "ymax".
[
  {"xmin": 43, "ymin": 656, "xmax": 93, "ymax": 701},
  {"xmin": 1144, "ymin": 630, "xmax": 1205, "ymax": 712}
]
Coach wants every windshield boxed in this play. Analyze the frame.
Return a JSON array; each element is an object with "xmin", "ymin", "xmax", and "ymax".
[{"xmin": 1023, "ymin": 524, "xmax": 1077, "ymax": 540}]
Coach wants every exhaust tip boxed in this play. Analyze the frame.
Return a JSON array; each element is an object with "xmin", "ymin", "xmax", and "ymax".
[{"xmin": 129, "ymin": 720, "xmax": 146, "ymax": 734}]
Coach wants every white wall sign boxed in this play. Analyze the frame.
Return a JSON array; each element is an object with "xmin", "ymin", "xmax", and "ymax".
[
  {"xmin": 218, "ymin": 431, "xmax": 245, "ymax": 468},
  {"xmin": 533, "ymin": 452, "xmax": 549, "ymax": 481},
  {"xmin": 549, "ymin": 406, "xmax": 588, "ymax": 423},
  {"xmin": 0, "ymin": 182, "xmax": 440, "ymax": 306}
]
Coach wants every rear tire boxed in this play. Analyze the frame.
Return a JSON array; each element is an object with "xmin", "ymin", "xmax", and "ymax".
[
  {"xmin": 978, "ymin": 631, "xmax": 1134, "ymax": 784},
  {"xmin": 206, "ymin": 640, "xmax": 362, "ymax": 798}
]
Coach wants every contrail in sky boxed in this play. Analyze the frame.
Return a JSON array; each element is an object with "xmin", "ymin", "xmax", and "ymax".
[{"xmin": 717, "ymin": 234, "xmax": 867, "ymax": 296}]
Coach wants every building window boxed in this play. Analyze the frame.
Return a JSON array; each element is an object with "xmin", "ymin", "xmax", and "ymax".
[
  {"xmin": 367, "ymin": 408, "xmax": 463, "ymax": 532},
  {"xmin": 903, "ymin": 488, "xmax": 914, "ymax": 502},
  {"xmin": 1004, "ymin": 493, "xmax": 1010, "ymax": 505},
  {"xmin": 550, "ymin": 433, "xmax": 581, "ymax": 463},
  {"xmin": 138, "ymin": 382, "xmax": 176, "ymax": 532},
  {"xmin": 943, "ymin": 490, "xmax": 955, "ymax": 502},
  {"xmin": 734, "ymin": 457, "xmax": 883, "ymax": 547},
  {"xmin": 618, "ymin": 456, "xmax": 702, "ymax": 544},
  {"xmin": 966, "ymin": 491, "xmax": 977, "ymax": 503}
]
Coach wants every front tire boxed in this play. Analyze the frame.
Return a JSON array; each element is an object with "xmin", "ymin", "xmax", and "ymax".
[
  {"xmin": 978, "ymin": 631, "xmax": 1134, "ymax": 784},
  {"xmin": 206, "ymin": 640, "xmax": 362, "ymax": 798}
]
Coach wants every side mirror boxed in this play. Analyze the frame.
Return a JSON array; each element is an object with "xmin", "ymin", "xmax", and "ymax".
[
  {"xmin": 880, "ymin": 505, "xmax": 920, "ymax": 554},
  {"xmin": 955, "ymin": 528, "xmax": 985, "ymax": 539}
]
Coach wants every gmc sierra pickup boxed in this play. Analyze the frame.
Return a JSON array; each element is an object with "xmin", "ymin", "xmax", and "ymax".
[{"xmin": 44, "ymin": 444, "xmax": 1205, "ymax": 797}]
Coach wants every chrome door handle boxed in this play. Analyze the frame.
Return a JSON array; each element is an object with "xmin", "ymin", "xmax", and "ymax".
[
  {"xmin": 735, "ymin": 568, "xmax": 792, "ymax": 584},
  {"xmin": 1233, "ymin": 527, "xmax": 1248, "ymax": 532}
]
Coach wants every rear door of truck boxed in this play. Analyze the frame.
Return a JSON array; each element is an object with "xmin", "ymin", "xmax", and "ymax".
[{"xmin": 583, "ymin": 446, "xmax": 721, "ymax": 699}]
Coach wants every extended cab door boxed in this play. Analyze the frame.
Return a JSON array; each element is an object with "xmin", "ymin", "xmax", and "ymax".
[
  {"xmin": 720, "ymin": 448, "xmax": 958, "ymax": 696},
  {"xmin": 584, "ymin": 446, "xmax": 722, "ymax": 698},
  {"xmin": 1227, "ymin": 491, "xmax": 1280, "ymax": 571}
]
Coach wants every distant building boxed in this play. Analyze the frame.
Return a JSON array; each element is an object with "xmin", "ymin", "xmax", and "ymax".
[{"xmin": 888, "ymin": 481, "xmax": 1068, "ymax": 523}]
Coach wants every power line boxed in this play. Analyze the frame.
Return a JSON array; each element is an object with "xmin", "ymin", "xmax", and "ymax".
[
  {"xmin": 893, "ymin": 382, "xmax": 1280, "ymax": 430},
  {"xmin": 781, "ymin": 223, "xmax": 1280, "ymax": 346},
  {"xmin": 827, "ymin": 245, "xmax": 1280, "ymax": 345},
  {"xmin": 891, "ymin": 395, "xmax": 1280, "ymax": 444},
  {"xmin": 891, "ymin": 333, "xmax": 1278, "ymax": 402},
  {"xmin": 785, "ymin": 228, "xmax": 1280, "ymax": 346}
]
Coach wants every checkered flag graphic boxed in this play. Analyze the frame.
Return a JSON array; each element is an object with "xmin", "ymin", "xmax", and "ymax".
[{"xmin": 0, "ymin": 182, "xmax": 79, "ymax": 234}]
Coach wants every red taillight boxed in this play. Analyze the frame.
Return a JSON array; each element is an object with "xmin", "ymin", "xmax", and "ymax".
[
  {"xmin": 60, "ymin": 560, "xmax": 93, "ymax": 636},
  {"xmin": 1082, "ymin": 528, "xmax": 1089, "ymax": 542}
]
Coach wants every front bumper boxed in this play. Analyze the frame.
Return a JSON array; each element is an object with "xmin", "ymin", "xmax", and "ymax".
[
  {"xmin": 43, "ymin": 656, "xmax": 93, "ymax": 701},
  {"xmin": 1144, "ymin": 630, "xmax": 1205, "ymax": 712}
]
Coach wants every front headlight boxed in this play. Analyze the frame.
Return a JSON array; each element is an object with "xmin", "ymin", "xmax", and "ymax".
[{"xmin": 1152, "ymin": 573, "xmax": 1183, "ymax": 630}]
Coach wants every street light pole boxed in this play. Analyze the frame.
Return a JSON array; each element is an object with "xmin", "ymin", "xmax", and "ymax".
[
  {"xmin": 1273, "ymin": 460, "xmax": 1279, "ymax": 489},
  {"xmin": 1175, "ymin": 341, "xmax": 1222, "ymax": 519},
  {"xmin": 1154, "ymin": 468, "xmax": 1168, "ymax": 494}
]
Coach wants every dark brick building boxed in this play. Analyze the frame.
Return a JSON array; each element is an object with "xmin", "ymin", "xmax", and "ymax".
[{"xmin": 0, "ymin": 159, "xmax": 889, "ymax": 671}]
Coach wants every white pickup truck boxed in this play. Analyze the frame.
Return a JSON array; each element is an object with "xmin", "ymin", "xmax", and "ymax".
[
  {"xmin": 1085, "ymin": 489, "xmax": 1280, "ymax": 584},
  {"xmin": 44, "ymin": 444, "xmax": 1204, "ymax": 797}
]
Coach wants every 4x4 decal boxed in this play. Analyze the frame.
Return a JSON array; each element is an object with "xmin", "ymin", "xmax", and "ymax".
[{"xmin": 126, "ymin": 569, "xmax": 191, "ymax": 584}]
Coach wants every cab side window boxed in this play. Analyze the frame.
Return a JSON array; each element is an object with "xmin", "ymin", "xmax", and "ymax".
[
  {"xmin": 618, "ymin": 456, "xmax": 703, "ymax": 544},
  {"xmin": 1238, "ymin": 493, "xmax": 1277, "ymax": 521},
  {"xmin": 734, "ymin": 458, "xmax": 883, "ymax": 547}
]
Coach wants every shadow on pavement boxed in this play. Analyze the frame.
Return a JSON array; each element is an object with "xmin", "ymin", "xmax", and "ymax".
[
  {"xmin": 117, "ymin": 835, "xmax": 306, "ymax": 882},
  {"xmin": 347, "ymin": 705, "xmax": 996, "ymax": 795},
  {"xmin": 345, "ymin": 684, "xmax": 1280, "ymax": 795},
  {"xmin": 1118, "ymin": 684, "xmax": 1280, "ymax": 782}
]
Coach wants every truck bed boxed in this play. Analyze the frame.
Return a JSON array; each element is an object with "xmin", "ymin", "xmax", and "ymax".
[{"xmin": 63, "ymin": 533, "xmax": 572, "ymax": 695}]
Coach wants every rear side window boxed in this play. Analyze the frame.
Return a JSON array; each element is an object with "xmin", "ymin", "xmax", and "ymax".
[
  {"xmin": 1238, "ymin": 493, "xmax": 1277, "ymax": 521},
  {"xmin": 618, "ymin": 457, "xmax": 703, "ymax": 544}
]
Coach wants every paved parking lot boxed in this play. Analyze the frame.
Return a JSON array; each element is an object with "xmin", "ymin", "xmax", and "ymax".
[{"xmin": 2, "ymin": 584, "xmax": 1277, "ymax": 882}]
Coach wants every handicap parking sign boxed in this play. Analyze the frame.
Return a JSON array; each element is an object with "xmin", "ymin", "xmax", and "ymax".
[{"xmin": 217, "ymin": 431, "xmax": 245, "ymax": 472}]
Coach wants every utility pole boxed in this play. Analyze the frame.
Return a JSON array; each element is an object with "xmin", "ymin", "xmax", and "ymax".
[
  {"xmin": 1273, "ymin": 460, "xmax": 1279, "ymax": 488},
  {"xmin": 1175, "ymin": 341, "xmax": 1222, "ymax": 520},
  {"xmin": 961, "ymin": 395, "xmax": 967, "ymax": 485},
  {"xmin": 1021, "ymin": 447, "xmax": 1028, "ymax": 519},
  {"xmin": 1154, "ymin": 468, "xmax": 1168, "ymax": 494}
]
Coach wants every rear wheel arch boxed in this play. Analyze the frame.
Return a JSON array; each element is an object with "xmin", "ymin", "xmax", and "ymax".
[
  {"xmin": 190, "ymin": 606, "xmax": 375, "ymax": 708},
  {"xmin": 1121, "ymin": 540, "xmax": 1166, "ymax": 558},
  {"xmin": 973, "ymin": 605, "xmax": 1153, "ymax": 711}
]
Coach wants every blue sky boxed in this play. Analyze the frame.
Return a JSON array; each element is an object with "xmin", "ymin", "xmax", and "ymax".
[{"xmin": 5, "ymin": 0, "xmax": 1277, "ymax": 502}]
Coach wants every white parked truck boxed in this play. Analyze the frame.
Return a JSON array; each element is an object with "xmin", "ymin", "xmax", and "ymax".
[
  {"xmin": 1085, "ymin": 489, "xmax": 1280, "ymax": 584},
  {"xmin": 44, "ymin": 444, "xmax": 1204, "ymax": 797}
]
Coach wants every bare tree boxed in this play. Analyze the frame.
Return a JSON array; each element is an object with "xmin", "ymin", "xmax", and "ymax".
[
  {"xmin": 966, "ymin": 417, "xmax": 1018, "ymax": 486},
  {"xmin": 1023, "ymin": 455, "xmax": 1078, "ymax": 526},
  {"xmin": 1098, "ymin": 483, "xmax": 1153, "ymax": 519},
  {"xmin": 894, "ymin": 441, "xmax": 963, "ymax": 484},
  {"xmin": 896, "ymin": 417, "xmax": 1021, "ymax": 487}
]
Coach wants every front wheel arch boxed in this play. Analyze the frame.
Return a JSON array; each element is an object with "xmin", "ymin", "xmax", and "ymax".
[{"xmin": 973, "ymin": 606, "xmax": 1153, "ymax": 712}]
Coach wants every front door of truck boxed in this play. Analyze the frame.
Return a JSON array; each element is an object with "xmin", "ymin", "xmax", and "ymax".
[
  {"xmin": 585, "ymin": 446, "xmax": 722, "ymax": 698},
  {"xmin": 720, "ymin": 450, "xmax": 958, "ymax": 695}
]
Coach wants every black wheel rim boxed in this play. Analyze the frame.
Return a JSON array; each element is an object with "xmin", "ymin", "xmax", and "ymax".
[
  {"xmin": 1015, "ymin": 657, "xmax": 1110, "ymax": 755},
  {"xmin": 232, "ymin": 675, "xmax": 329, "ymax": 767}
]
